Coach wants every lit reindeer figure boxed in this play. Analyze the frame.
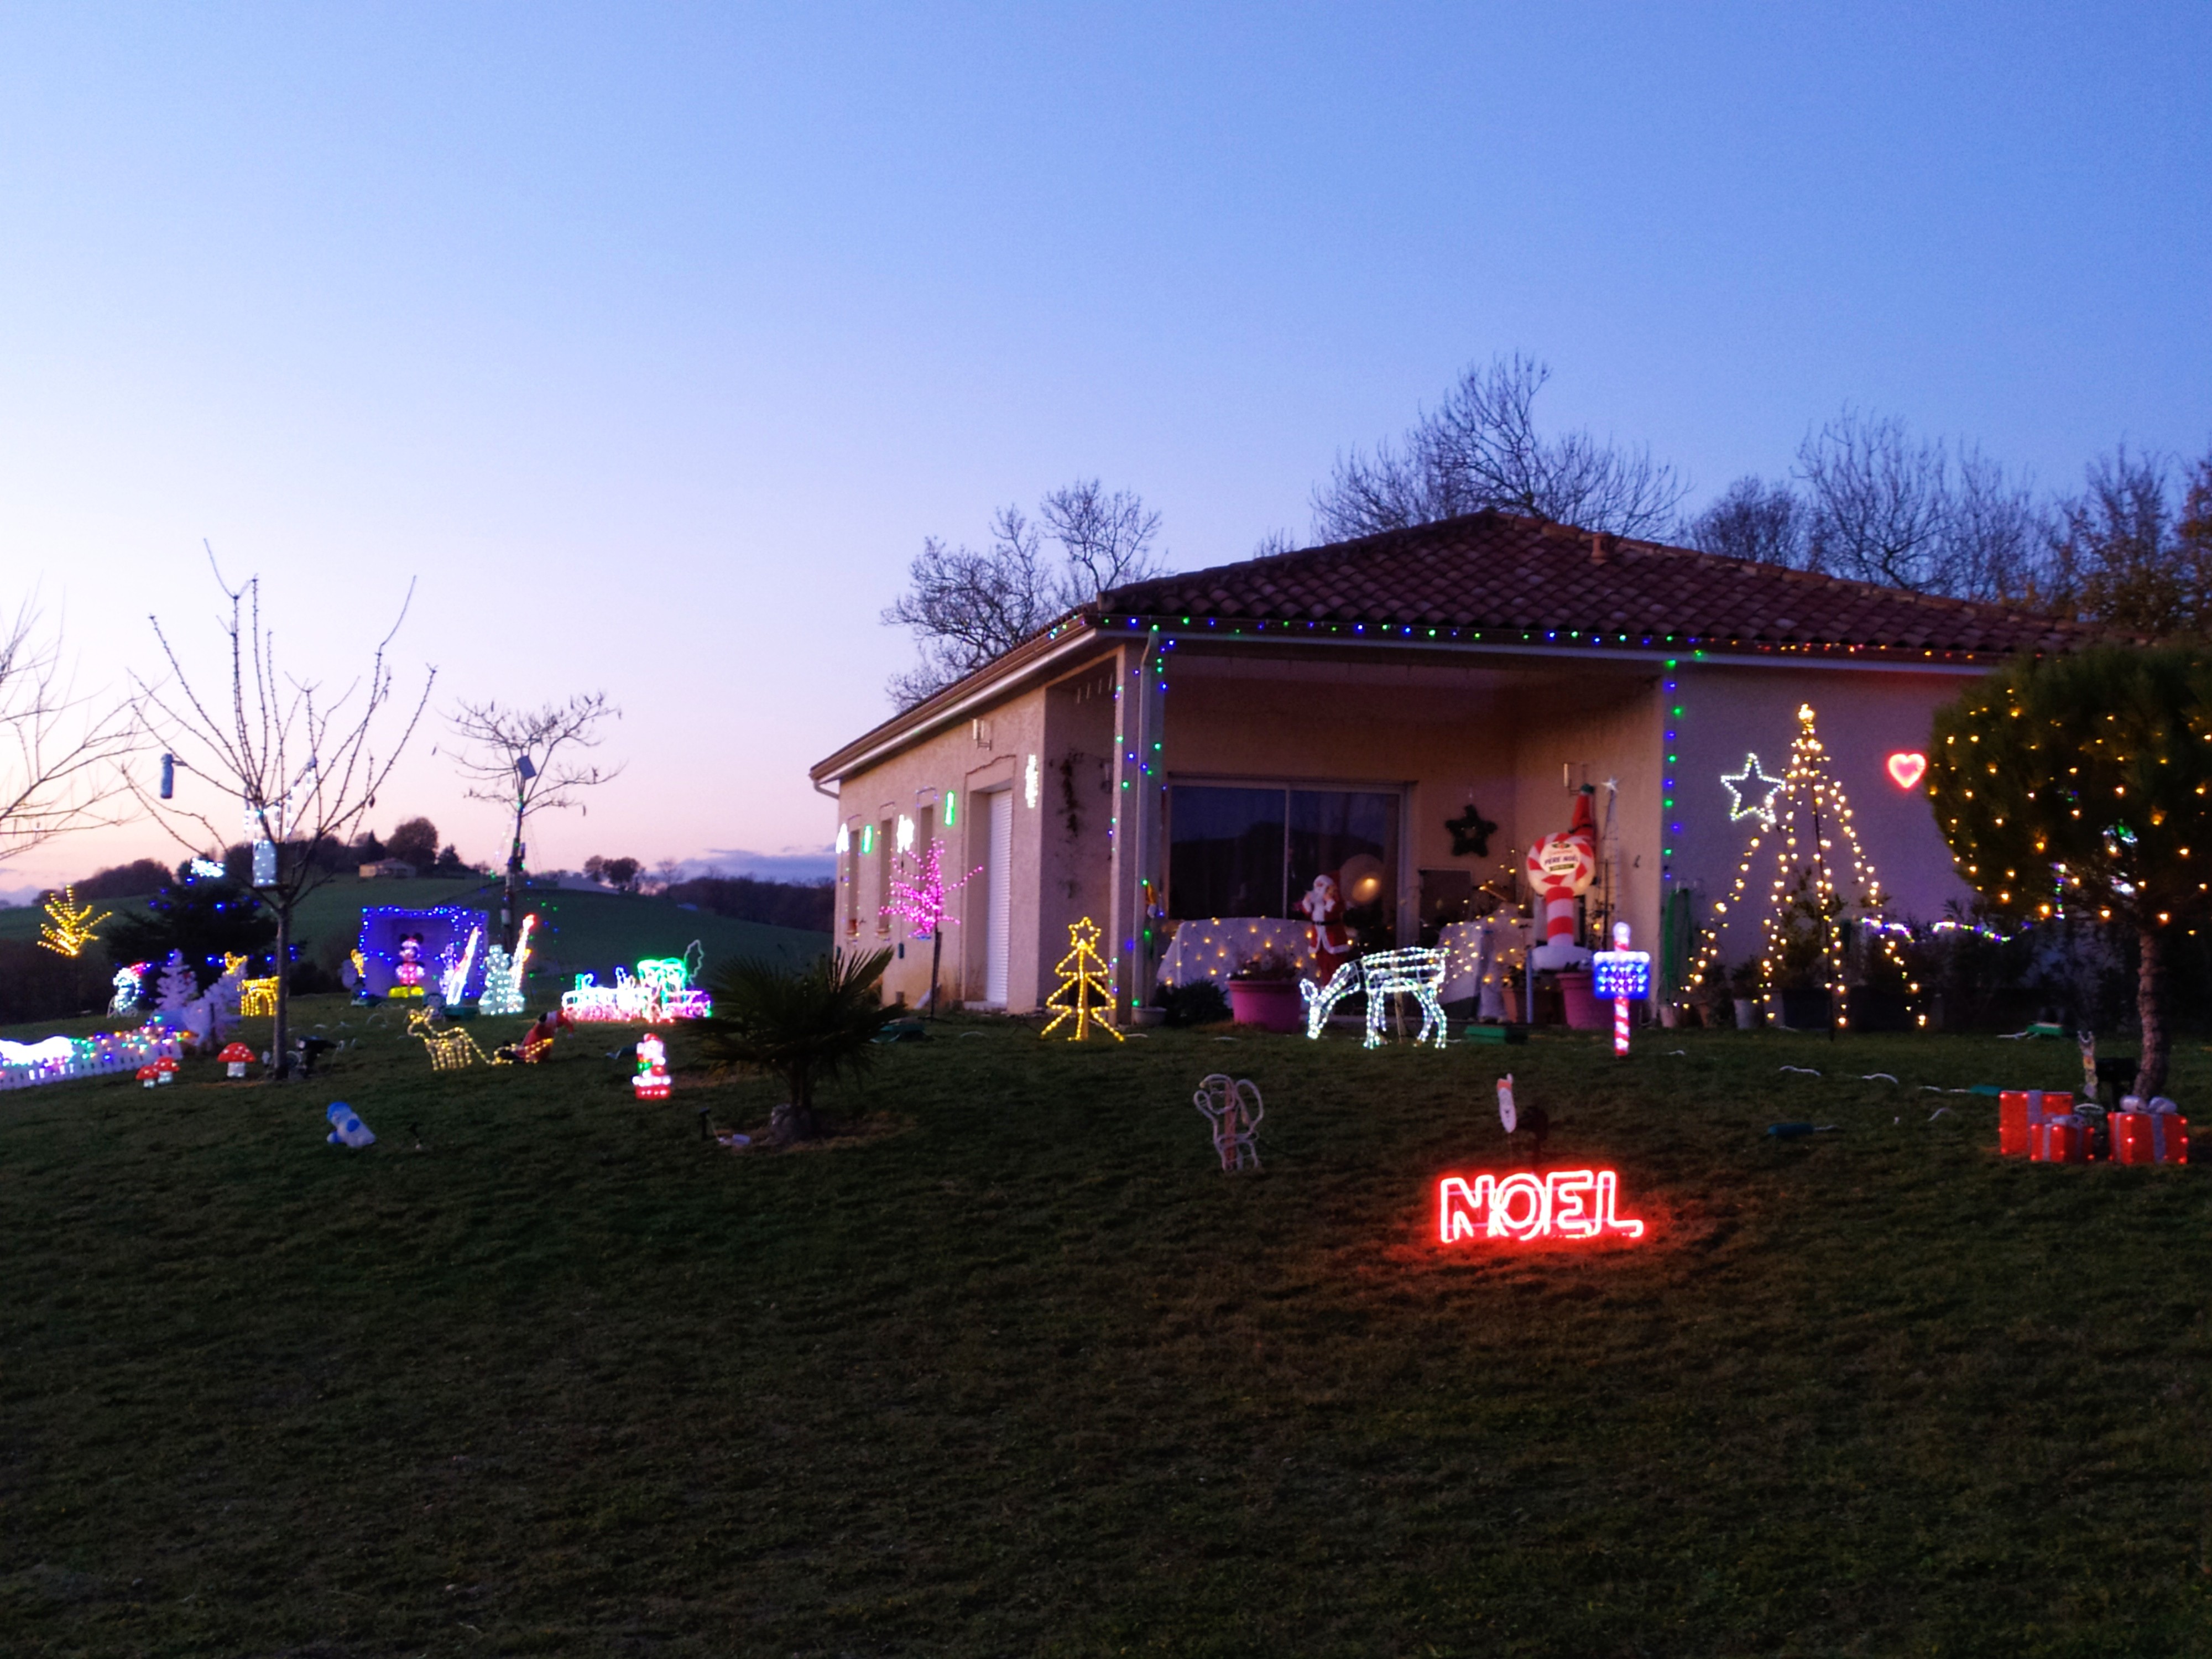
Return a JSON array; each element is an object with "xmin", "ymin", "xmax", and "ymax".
[
  {"xmin": 1301, "ymin": 947, "xmax": 1450, "ymax": 1048},
  {"xmin": 407, "ymin": 1007, "xmax": 489, "ymax": 1072}
]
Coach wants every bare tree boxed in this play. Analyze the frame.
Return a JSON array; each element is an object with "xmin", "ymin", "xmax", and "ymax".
[
  {"xmin": 446, "ymin": 693, "xmax": 620, "ymax": 948},
  {"xmin": 1686, "ymin": 477, "xmax": 1809, "ymax": 567},
  {"xmin": 0, "ymin": 599, "xmax": 134, "ymax": 862},
  {"xmin": 2039, "ymin": 447, "xmax": 2209, "ymax": 636},
  {"xmin": 1796, "ymin": 410, "xmax": 1953, "ymax": 589},
  {"xmin": 1311, "ymin": 354, "xmax": 1688, "ymax": 543},
  {"xmin": 883, "ymin": 481, "xmax": 1166, "ymax": 709},
  {"xmin": 130, "ymin": 560, "xmax": 434, "ymax": 1077}
]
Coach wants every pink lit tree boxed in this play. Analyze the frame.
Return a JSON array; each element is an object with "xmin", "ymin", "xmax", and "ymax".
[{"xmin": 880, "ymin": 839, "xmax": 980, "ymax": 1018}]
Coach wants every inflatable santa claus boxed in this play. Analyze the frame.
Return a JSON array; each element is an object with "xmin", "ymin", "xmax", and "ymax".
[{"xmin": 1525, "ymin": 785, "xmax": 1598, "ymax": 971}]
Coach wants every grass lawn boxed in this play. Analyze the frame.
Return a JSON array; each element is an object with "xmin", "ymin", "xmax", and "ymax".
[{"xmin": 4, "ymin": 1003, "xmax": 2210, "ymax": 1656}]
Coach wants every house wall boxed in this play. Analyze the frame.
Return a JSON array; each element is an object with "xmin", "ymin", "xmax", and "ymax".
[
  {"xmin": 1670, "ymin": 659, "xmax": 1984, "ymax": 968},
  {"xmin": 824, "ymin": 638, "xmax": 1983, "ymax": 1015}
]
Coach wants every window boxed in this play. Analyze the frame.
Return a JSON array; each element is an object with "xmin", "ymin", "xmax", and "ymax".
[
  {"xmin": 875, "ymin": 817, "xmax": 894, "ymax": 934},
  {"xmin": 1167, "ymin": 784, "xmax": 1400, "ymax": 923}
]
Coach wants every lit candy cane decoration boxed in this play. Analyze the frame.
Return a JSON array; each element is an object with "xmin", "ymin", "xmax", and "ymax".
[{"xmin": 1591, "ymin": 922, "xmax": 1651, "ymax": 1057}]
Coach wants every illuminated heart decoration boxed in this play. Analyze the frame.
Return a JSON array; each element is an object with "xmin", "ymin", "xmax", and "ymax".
[{"xmin": 1886, "ymin": 751, "xmax": 1927, "ymax": 791}]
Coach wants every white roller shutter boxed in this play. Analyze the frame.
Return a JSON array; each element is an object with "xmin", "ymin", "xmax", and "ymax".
[{"xmin": 985, "ymin": 789, "xmax": 1013, "ymax": 1006}]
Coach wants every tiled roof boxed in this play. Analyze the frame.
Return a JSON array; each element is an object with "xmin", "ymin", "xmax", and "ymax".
[{"xmin": 1098, "ymin": 511, "xmax": 2094, "ymax": 657}]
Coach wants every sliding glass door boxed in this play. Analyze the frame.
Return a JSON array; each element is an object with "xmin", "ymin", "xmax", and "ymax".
[{"xmin": 1167, "ymin": 783, "xmax": 1401, "ymax": 924}]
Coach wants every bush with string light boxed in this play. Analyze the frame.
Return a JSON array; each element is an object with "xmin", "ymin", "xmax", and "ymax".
[{"xmin": 1929, "ymin": 643, "xmax": 2212, "ymax": 1100}]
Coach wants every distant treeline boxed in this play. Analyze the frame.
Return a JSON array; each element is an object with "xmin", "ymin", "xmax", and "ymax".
[{"xmin": 664, "ymin": 875, "xmax": 833, "ymax": 934}]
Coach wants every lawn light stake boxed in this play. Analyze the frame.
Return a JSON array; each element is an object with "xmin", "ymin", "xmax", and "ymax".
[
  {"xmin": 1591, "ymin": 923, "xmax": 1652, "ymax": 1057},
  {"xmin": 1496, "ymin": 1074, "xmax": 1516, "ymax": 1134},
  {"xmin": 1193, "ymin": 1073, "xmax": 1264, "ymax": 1172}
]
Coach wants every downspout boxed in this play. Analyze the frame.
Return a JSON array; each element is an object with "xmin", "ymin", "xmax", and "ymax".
[
  {"xmin": 1126, "ymin": 632, "xmax": 1160, "ymax": 1019},
  {"xmin": 814, "ymin": 775, "xmax": 842, "ymax": 942}
]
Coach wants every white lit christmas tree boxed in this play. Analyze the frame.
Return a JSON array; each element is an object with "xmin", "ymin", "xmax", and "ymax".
[
  {"xmin": 1692, "ymin": 703, "xmax": 1908, "ymax": 1026},
  {"xmin": 154, "ymin": 950, "xmax": 200, "ymax": 1014},
  {"xmin": 1041, "ymin": 916, "xmax": 1123, "ymax": 1042}
]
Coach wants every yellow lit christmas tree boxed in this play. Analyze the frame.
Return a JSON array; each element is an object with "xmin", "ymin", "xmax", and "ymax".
[
  {"xmin": 1691, "ymin": 703, "xmax": 1910, "ymax": 1027},
  {"xmin": 38, "ymin": 887, "xmax": 111, "ymax": 957},
  {"xmin": 1041, "ymin": 916, "xmax": 1124, "ymax": 1042}
]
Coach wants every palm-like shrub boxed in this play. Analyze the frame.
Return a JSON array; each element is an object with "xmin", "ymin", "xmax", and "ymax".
[{"xmin": 699, "ymin": 949, "xmax": 896, "ymax": 1142}]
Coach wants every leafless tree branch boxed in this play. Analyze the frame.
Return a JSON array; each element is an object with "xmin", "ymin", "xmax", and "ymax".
[{"xmin": 0, "ymin": 597, "xmax": 136, "ymax": 861}]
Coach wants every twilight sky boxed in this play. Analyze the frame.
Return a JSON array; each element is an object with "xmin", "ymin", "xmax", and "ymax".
[{"xmin": 3, "ymin": 3, "xmax": 2208, "ymax": 899}]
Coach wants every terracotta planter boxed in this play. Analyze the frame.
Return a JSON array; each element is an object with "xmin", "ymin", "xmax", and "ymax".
[
  {"xmin": 1557, "ymin": 969, "xmax": 1607, "ymax": 1031},
  {"xmin": 1228, "ymin": 979, "xmax": 1304, "ymax": 1033}
]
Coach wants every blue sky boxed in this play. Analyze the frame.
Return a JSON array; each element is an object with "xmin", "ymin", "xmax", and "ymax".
[{"xmin": 3, "ymin": 3, "xmax": 2207, "ymax": 894}]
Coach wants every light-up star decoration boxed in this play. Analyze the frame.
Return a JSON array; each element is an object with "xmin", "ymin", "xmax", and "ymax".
[{"xmin": 1721, "ymin": 754, "xmax": 1786, "ymax": 827}]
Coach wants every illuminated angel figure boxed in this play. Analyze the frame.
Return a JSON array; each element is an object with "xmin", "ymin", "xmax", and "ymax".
[{"xmin": 1041, "ymin": 917, "xmax": 1123, "ymax": 1041}]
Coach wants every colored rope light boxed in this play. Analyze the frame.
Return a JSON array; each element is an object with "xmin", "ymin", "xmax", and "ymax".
[
  {"xmin": 562, "ymin": 948, "xmax": 713, "ymax": 1022},
  {"xmin": 0, "ymin": 1025, "xmax": 185, "ymax": 1093},
  {"xmin": 1437, "ymin": 1170, "xmax": 1646, "ymax": 1244},
  {"xmin": 37, "ymin": 887, "xmax": 111, "ymax": 958},
  {"xmin": 1041, "ymin": 917, "xmax": 1123, "ymax": 1041}
]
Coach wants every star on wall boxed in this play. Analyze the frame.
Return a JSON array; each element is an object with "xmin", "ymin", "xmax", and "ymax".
[
  {"xmin": 1444, "ymin": 802, "xmax": 1497, "ymax": 857},
  {"xmin": 1721, "ymin": 754, "xmax": 1786, "ymax": 827}
]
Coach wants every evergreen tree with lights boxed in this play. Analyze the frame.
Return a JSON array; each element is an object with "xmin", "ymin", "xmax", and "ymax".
[
  {"xmin": 1693, "ymin": 702, "xmax": 1906, "ymax": 1027},
  {"xmin": 1930, "ymin": 643, "xmax": 2212, "ymax": 1099},
  {"xmin": 154, "ymin": 950, "xmax": 200, "ymax": 1013}
]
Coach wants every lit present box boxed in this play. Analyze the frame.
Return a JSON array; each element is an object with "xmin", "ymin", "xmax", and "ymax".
[
  {"xmin": 1998, "ymin": 1089, "xmax": 2070, "ymax": 1158},
  {"xmin": 2029, "ymin": 1114, "xmax": 2091, "ymax": 1164},
  {"xmin": 2110, "ymin": 1107, "xmax": 2188, "ymax": 1165}
]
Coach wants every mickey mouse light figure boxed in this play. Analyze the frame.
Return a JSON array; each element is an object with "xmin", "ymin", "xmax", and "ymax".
[{"xmin": 393, "ymin": 932, "xmax": 426, "ymax": 997}]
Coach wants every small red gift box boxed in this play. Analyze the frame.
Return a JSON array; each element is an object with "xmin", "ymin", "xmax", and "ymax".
[
  {"xmin": 2029, "ymin": 1115, "xmax": 2090, "ymax": 1164},
  {"xmin": 2000, "ymin": 1090, "xmax": 2068, "ymax": 1157},
  {"xmin": 2110, "ymin": 1109, "xmax": 2189, "ymax": 1165}
]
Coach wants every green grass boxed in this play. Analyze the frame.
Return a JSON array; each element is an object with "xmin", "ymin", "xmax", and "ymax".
[
  {"xmin": 4, "ymin": 1006, "xmax": 2211, "ymax": 1656},
  {"xmin": 0, "ymin": 874, "xmax": 828, "ymax": 984}
]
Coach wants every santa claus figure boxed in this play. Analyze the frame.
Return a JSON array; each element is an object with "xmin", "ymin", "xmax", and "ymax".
[{"xmin": 1299, "ymin": 872, "xmax": 1355, "ymax": 983}]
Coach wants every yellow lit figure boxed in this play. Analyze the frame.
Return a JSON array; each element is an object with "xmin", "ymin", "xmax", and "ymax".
[
  {"xmin": 38, "ymin": 888, "xmax": 111, "ymax": 958},
  {"xmin": 239, "ymin": 977, "xmax": 280, "ymax": 1017},
  {"xmin": 1041, "ymin": 917, "xmax": 1124, "ymax": 1042}
]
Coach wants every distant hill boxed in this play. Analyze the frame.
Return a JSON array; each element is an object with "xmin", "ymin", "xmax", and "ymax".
[{"xmin": 0, "ymin": 874, "xmax": 830, "ymax": 989}]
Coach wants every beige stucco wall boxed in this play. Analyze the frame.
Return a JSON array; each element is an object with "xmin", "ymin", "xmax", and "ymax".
[{"xmin": 1671, "ymin": 658, "xmax": 1984, "ymax": 968}]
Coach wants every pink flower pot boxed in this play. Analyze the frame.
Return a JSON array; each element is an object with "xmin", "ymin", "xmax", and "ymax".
[
  {"xmin": 1557, "ymin": 969, "xmax": 1608, "ymax": 1031},
  {"xmin": 1227, "ymin": 979, "xmax": 1303, "ymax": 1032}
]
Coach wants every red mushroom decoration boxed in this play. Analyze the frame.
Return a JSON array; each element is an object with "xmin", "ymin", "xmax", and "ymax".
[
  {"xmin": 219, "ymin": 1042, "xmax": 255, "ymax": 1079},
  {"xmin": 154, "ymin": 1056, "xmax": 180, "ymax": 1086},
  {"xmin": 137, "ymin": 1063, "xmax": 161, "ymax": 1089}
]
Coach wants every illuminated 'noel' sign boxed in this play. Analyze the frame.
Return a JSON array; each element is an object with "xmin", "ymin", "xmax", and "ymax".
[{"xmin": 1437, "ymin": 1170, "xmax": 1647, "ymax": 1244}]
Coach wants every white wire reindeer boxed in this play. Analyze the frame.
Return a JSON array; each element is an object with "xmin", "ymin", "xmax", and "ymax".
[
  {"xmin": 1300, "ymin": 946, "xmax": 1450, "ymax": 1048},
  {"xmin": 1193, "ymin": 1073, "xmax": 1265, "ymax": 1172}
]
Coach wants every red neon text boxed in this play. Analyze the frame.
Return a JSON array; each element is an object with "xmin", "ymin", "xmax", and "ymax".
[{"xmin": 1437, "ymin": 1170, "xmax": 1646, "ymax": 1243}]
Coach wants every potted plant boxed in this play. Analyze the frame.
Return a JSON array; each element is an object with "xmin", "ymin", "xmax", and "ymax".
[
  {"xmin": 1728, "ymin": 959, "xmax": 1761, "ymax": 1030},
  {"xmin": 1227, "ymin": 950, "xmax": 1305, "ymax": 1033},
  {"xmin": 699, "ymin": 948, "xmax": 898, "ymax": 1143},
  {"xmin": 1767, "ymin": 869, "xmax": 1841, "ymax": 1030}
]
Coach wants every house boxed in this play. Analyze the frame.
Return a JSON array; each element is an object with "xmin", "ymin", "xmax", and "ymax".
[
  {"xmin": 359, "ymin": 858, "xmax": 418, "ymax": 880},
  {"xmin": 809, "ymin": 510, "xmax": 2090, "ymax": 1020}
]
